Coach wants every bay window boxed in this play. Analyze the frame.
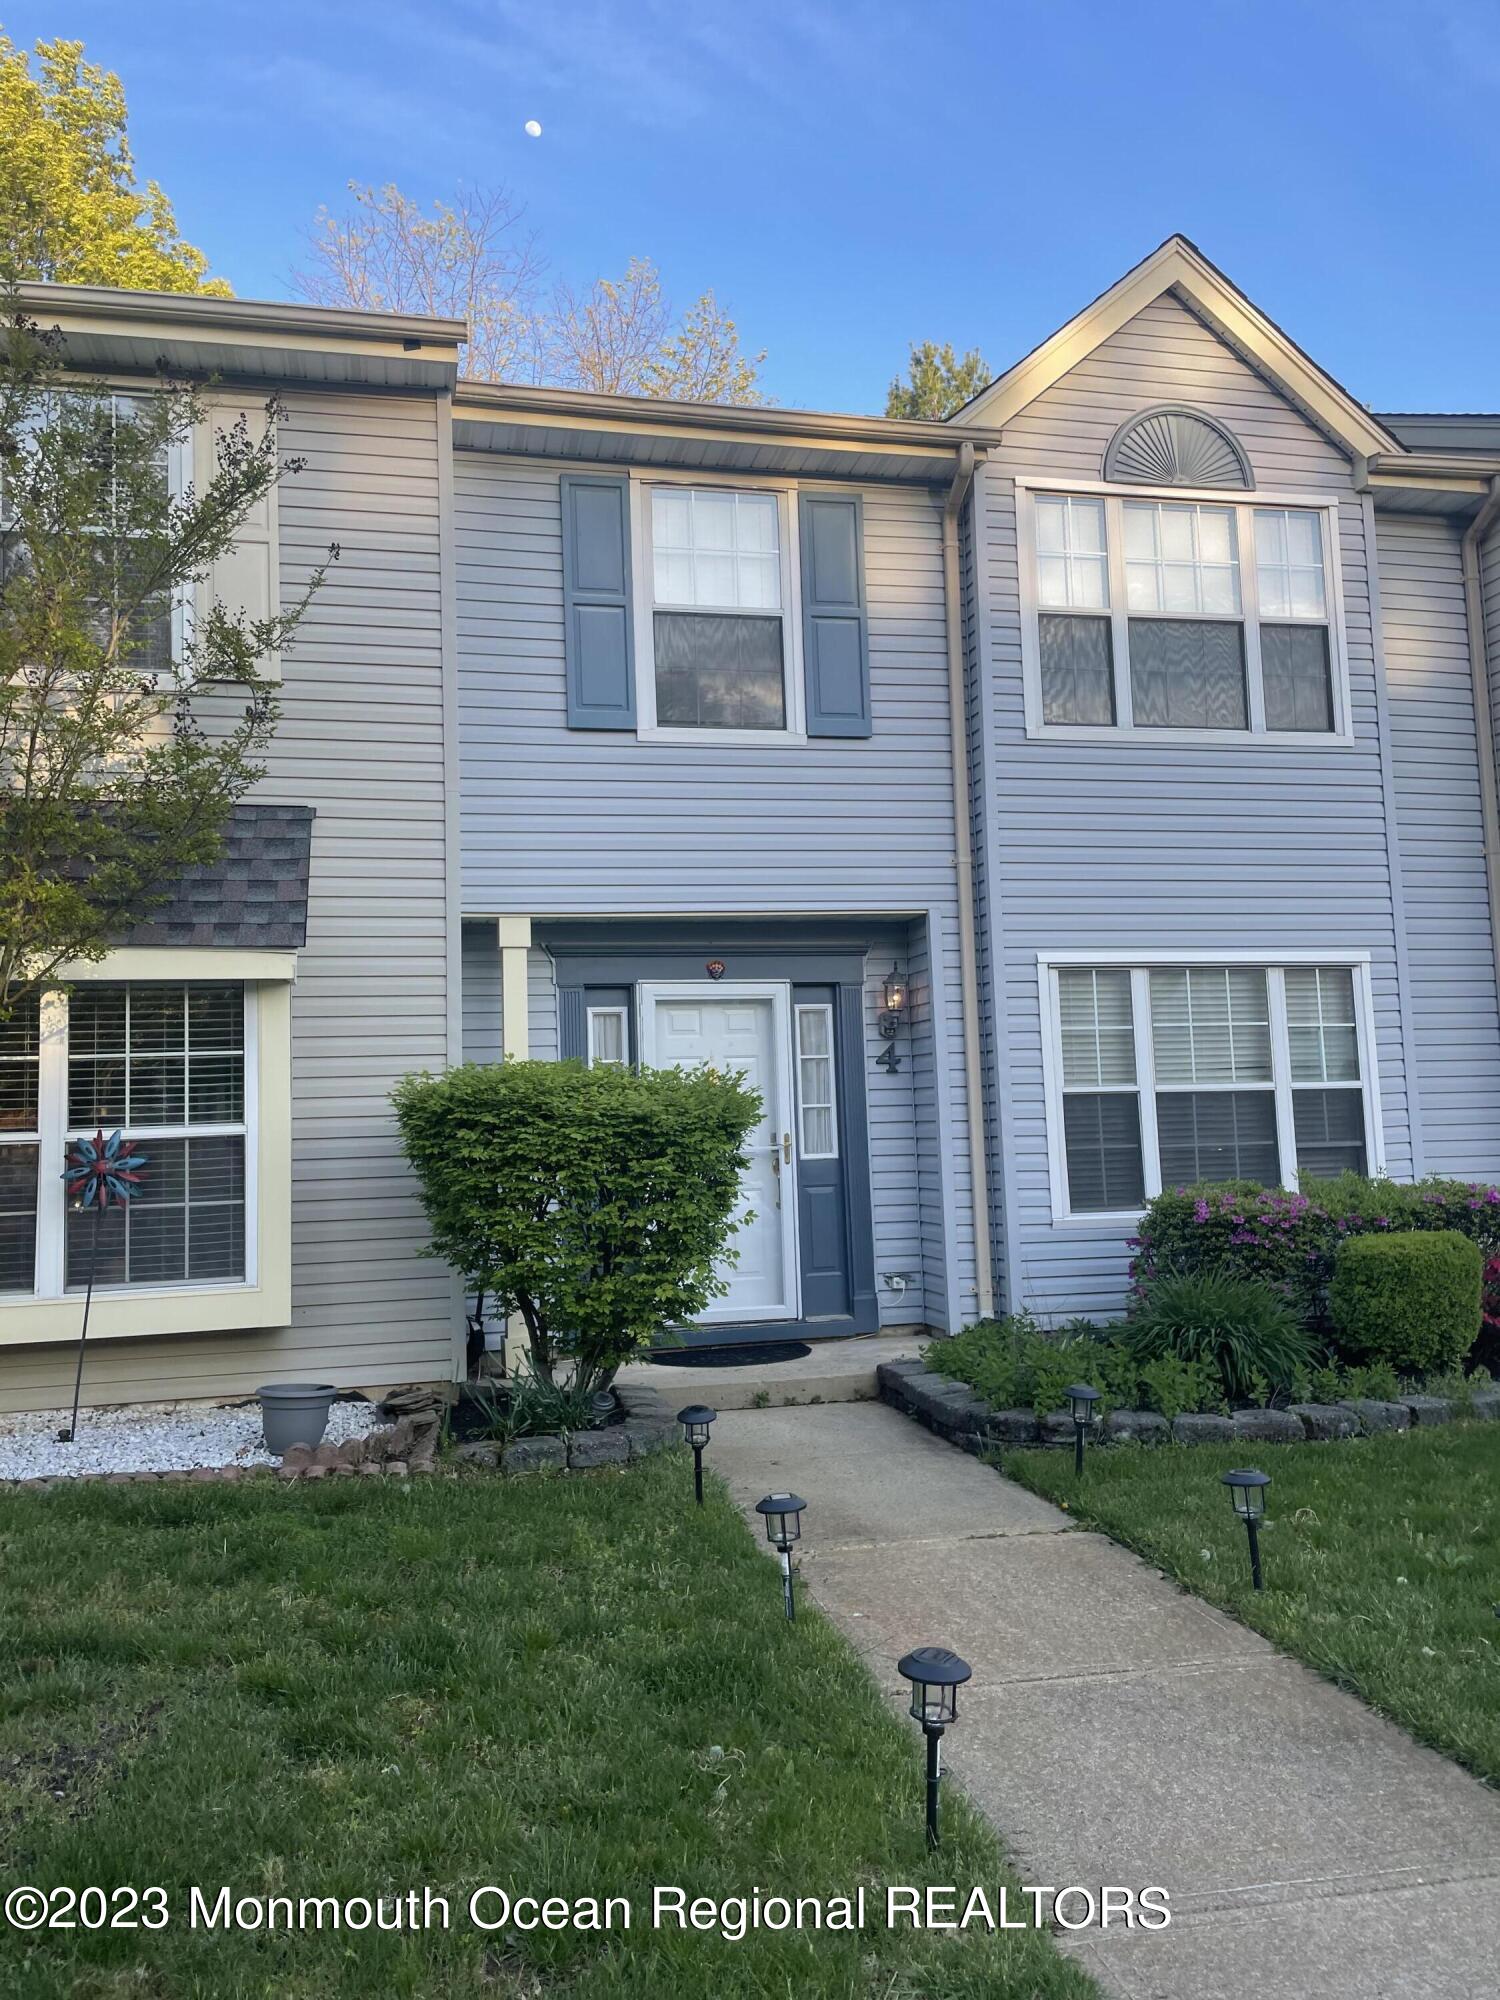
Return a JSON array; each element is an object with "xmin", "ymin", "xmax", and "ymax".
[
  {"xmin": 1022, "ymin": 483, "xmax": 1348, "ymax": 740},
  {"xmin": 3, "ymin": 981, "xmax": 250, "ymax": 1299},
  {"xmin": 1045, "ymin": 957, "xmax": 1377, "ymax": 1218}
]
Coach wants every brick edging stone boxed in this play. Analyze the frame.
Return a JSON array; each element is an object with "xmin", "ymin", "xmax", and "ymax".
[
  {"xmin": 877, "ymin": 1356, "xmax": 1500, "ymax": 1458},
  {"xmin": 1, "ymin": 1380, "xmax": 680, "ymax": 1493}
]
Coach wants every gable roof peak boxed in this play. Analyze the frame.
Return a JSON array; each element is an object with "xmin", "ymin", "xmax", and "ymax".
[{"xmin": 952, "ymin": 236, "xmax": 1399, "ymax": 460}]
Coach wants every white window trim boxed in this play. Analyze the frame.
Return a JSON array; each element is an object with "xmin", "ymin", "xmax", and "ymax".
[
  {"xmin": 630, "ymin": 469, "xmax": 807, "ymax": 745},
  {"xmin": 0, "ymin": 964, "xmax": 293, "ymax": 1346},
  {"xmin": 1038, "ymin": 949, "xmax": 1384, "ymax": 1226},
  {"xmin": 586, "ymin": 1004, "xmax": 630, "ymax": 1068},
  {"xmin": 1017, "ymin": 477, "xmax": 1354, "ymax": 747},
  {"xmin": 793, "ymin": 1002, "xmax": 839, "ymax": 1160}
]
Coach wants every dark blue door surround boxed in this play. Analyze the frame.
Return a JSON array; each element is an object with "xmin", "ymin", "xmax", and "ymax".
[{"xmin": 547, "ymin": 920, "xmax": 880, "ymax": 1348}]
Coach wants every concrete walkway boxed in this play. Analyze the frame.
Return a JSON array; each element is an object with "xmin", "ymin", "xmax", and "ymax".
[{"xmin": 712, "ymin": 1401, "xmax": 1500, "ymax": 2000}]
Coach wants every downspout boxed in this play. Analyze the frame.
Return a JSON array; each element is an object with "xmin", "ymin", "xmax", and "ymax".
[
  {"xmin": 941, "ymin": 441, "xmax": 995, "ymax": 1320},
  {"xmin": 1461, "ymin": 475, "xmax": 1500, "ymax": 1000}
]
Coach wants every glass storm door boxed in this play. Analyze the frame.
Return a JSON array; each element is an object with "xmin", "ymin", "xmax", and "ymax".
[{"xmin": 640, "ymin": 982, "xmax": 799, "ymax": 1322}]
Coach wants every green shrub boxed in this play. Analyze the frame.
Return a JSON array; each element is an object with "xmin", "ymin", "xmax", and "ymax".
[
  {"xmin": 1131, "ymin": 1174, "xmax": 1500, "ymax": 1332},
  {"xmin": 1136, "ymin": 1354, "xmax": 1222, "ymax": 1422},
  {"xmin": 1123, "ymin": 1271, "xmax": 1313, "ymax": 1402},
  {"xmin": 929, "ymin": 1312, "xmax": 1224, "ymax": 1419},
  {"xmin": 392, "ymin": 1058, "xmax": 761, "ymax": 1395},
  {"xmin": 1328, "ymin": 1230, "xmax": 1482, "ymax": 1375}
]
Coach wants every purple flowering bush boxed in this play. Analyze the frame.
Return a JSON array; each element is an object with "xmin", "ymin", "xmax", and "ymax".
[{"xmin": 1131, "ymin": 1172, "xmax": 1500, "ymax": 1350}]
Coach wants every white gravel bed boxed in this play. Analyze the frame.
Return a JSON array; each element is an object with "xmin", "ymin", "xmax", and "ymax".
[{"xmin": 0, "ymin": 1398, "xmax": 382, "ymax": 1481}]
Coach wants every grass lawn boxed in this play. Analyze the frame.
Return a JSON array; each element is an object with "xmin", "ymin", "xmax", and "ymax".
[
  {"xmin": 0, "ymin": 1456, "xmax": 1093, "ymax": 2000},
  {"xmin": 1001, "ymin": 1422, "xmax": 1500, "ymax": 1785}
]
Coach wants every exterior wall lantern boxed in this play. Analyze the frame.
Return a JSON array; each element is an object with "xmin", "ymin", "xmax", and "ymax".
[
  {"xmin": 897, "ymin": 1645, "xmax": 972, "ymax": 1849},
  {"xmin": 1066, "ymin": 1382, "xmax": 1101, "ymax": 1475},
  {"xmin": 877, "ymin": 965, "xmax": 907, "ymax": 1073},
  {"xmin": 1222, "ymin": 1467, "xmax": 1271, "ymax": 1590},
  {"xmin": 755, "ymin": 1491, "xmax": 806, "ymax": 1621},
  {"xmin": 677, "ymin": 1404, "xmax": 716, "ymax": 1505}
]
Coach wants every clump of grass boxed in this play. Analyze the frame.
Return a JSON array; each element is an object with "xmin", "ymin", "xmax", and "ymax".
[{"xmin": 1123, "ymin": 1270, "xmax": 1313, "ymax": 1403}]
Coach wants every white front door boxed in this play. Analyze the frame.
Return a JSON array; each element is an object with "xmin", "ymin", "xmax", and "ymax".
[{"xmin": 640, "ymin": 982, "xmax": 799, "ymax": 1322}]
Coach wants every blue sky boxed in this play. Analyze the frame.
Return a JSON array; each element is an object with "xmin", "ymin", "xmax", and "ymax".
[{"xmin": 12, "ymin": 1, "xmax": 1500, "ymax": 413}]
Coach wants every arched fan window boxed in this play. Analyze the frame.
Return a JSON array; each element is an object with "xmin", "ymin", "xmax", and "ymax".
[{"xmin": 1103, "ymin": 407, "xmax": 1253, "ymax": 489}]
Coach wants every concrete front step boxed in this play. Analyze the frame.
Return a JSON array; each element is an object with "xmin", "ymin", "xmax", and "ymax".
[{"xmin": 618, "ymin": 1331, "xmax": 928, "ymax": 1411}]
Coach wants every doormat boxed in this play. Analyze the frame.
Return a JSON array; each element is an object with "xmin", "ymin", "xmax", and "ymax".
[{"xmin": 647, "ymin": 1341, "xmax": 812, "ymax": 1369}]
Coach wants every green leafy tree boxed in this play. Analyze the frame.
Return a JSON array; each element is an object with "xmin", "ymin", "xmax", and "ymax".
[
  {"xmin": 0, "ymin": 36, "xmax": 230, "ymax": 293},
  {"xmin": 885, "ymin": 339, "xmax": 990, "ymax": 420},
  {"xmin": 392, "ymin": 1058, "xmax": 763, "ymax": 1394},
  {"xmin": 0, "ymin": 311, "xmax": 329, "ymax": 1017}
]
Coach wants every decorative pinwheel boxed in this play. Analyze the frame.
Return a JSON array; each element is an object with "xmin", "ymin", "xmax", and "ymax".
[
  {"xmin": 58, "ymin": 1130, "xmax": 148, "ymax": 1443},
  {"xmin": 63, "ymin": 1129, "xmax": 148, "ymax": 1208}
]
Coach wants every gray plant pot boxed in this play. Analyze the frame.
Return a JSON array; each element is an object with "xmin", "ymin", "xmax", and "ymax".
[{"xmin": 258, "ymin": 1382, "xmax": 337, "ymax": 1456}]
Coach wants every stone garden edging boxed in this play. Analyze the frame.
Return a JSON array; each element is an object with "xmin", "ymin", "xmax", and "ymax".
[
  {"xmin": 877, "ymin": 1356, "xmax": 1500, "ymax": 1457},
  {"xmin": 0, "ymin": 1380, "xmax": 678, "ymax": 1491}
]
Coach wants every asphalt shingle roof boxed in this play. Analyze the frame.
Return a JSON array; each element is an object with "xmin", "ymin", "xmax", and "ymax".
[{"xmin": 123, "ymin": 803, "xmax": 313, "ymax": 949}]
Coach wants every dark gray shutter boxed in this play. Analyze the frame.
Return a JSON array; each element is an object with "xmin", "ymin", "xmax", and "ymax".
[
  {"xmin": 560, "ymin": 473, "xmax": 636, "ymax": 729},
  {"xmin": 799, "ymin": 494, "xmax": 871, "ymax": 737}
]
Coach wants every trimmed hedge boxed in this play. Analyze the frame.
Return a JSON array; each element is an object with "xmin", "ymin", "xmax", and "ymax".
[
  {"xmin": 1328, "ymin": 1229, "xmax": 1482, "ymax": 1376},
  {"xmin": 1130, "ymin": 1173, "xmax": 1500, "ymax": 1340}
]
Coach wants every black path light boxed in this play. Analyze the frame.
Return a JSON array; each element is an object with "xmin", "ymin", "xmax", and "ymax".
[
  {"xmin": 1066, "ymin": 1382, "xmax": 1101, "ymax": 1475},
  {"xmin": 677, "ymin": 1405, "xmax": 717, "ymax": 1505},
  {"xmin": 1222, "ymin": 1467, "xmax": 1271, "ymax": 1591},
  {"xmin": 897, "ymin": 1645, "xmax": 972, "ymax": 1849},
  {"xmin": 755, "ymin": 1492, "xmax": 807, "ymax": 1621}
]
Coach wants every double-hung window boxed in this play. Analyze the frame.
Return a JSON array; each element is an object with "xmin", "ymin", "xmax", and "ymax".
[
  {"xmin": 2, "ymin": 982, "xmax": 251, "ymax": 1299},
  {"xmin": 2, "ymin": 393, "xmax": 180, "ymax": 675},
  {"xmin": 641, "ymin": 484, "xmax": 797, "ymax": 735},
  {"xmin": 1023, "ymin": 484, "xmax": 1347, "ymax": 740},
  {"xmin": 1045, "ymin": 958, "xmax": 1377, "ymax": 1218}
]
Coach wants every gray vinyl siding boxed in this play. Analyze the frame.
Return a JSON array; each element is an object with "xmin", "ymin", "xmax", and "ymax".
[
  {"xmin": 862, "ymin": 936, "xmax": 925, "ymax": 1323},
  {"xmin": 973, "ymin": 291, "xmax": 1414, "ymax": 1320},
  {"xmin": 461, "ymin": 925, "xmax": 559, "ymax": 1064},
  {"xmin": 527, "ymin": 947, "xmax": 560, "ymax": 1061},
  {"xmin": 2, "ymin": 391, "xmax": 460, "ymax": 1410},
  {"xmin": 462, "ymin": 919, "xmax": 502, "ymax": 1063},
  {"xmin": 1486, "ymin": 523, "xmax": 1500, "ymax": 819},
  {"xmin": 1377, "ymin": 512, "xmax": 1500, "ymax": 1176},
  {"xmin": 455, "ymin": 452, "xmax": 977, "ymax": 1328}
]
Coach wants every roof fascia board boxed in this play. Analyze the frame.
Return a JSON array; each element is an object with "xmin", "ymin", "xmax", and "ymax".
[
  {"xmin": 16, "ymin": 281, "xmax": 465, "ymax": 352},
  {"xmin": 954, "ymin": 237, "xmax": 1399, "ymax": 461},
  {"xmin": 1369, "ymin": 451, "xmax": 1500, "ymax": 483},
  {"xmin": 454, "ymin": 382, "xmax": 1004, "ymax": 455}
]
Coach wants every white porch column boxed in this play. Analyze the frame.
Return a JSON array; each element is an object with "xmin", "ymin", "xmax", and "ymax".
[
  {"xmin": 496, "ymin": 916, "xmax": 533, "ymax": 1373},
  {"xmin": 498, "ymin": 915, "xmax": 532, "ymax": 1059}
]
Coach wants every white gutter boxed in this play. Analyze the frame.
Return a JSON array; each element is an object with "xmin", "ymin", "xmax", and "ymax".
[
  {"xmin": 941, "ymin": 441, "xmax": 995, "ymax": 1321},
  {"xmin": 1461, "ymin": 475, "xmax": 1500, "ymax": 999}
]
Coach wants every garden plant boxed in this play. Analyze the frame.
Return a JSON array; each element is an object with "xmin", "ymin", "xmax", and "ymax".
[{"xmin": 392, "ymin": 1058, "xmax": 762, "ymax": 1397}]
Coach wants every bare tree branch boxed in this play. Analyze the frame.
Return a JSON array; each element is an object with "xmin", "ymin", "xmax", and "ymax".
[{"xmin": 293, "ymin": 182, "xmax": 544, "ymax": 384}]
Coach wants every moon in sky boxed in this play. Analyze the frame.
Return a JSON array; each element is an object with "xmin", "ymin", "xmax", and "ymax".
[{"xmin": 524, "ymin": 119, "xmax": 542, "ymax": 138}]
